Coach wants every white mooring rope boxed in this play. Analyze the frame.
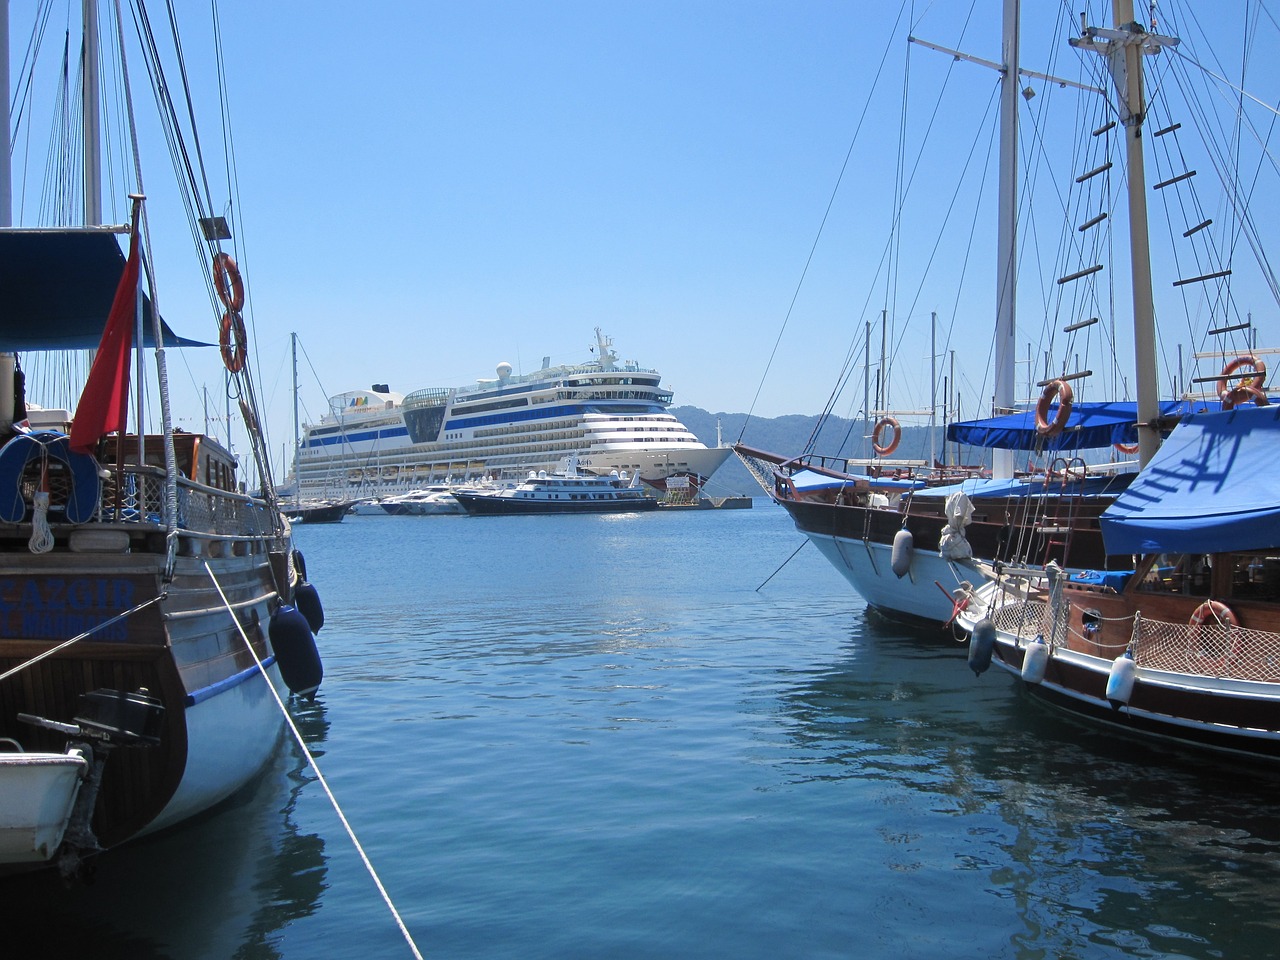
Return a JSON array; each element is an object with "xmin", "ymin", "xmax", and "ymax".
[{"xmin": 202, "ymin": 561, "xmax": 425, "ymax": 959}]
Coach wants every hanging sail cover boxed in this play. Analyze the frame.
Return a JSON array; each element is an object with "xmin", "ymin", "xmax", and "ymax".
[
  {"xmin": 946, "ymin": 400, "xmax": 1229, "ymax": 452},
  {"xmin": 0, "ymin": 230, "xmax": 206, "ymax": 350},
  {"xmin": 1098, "ymin": 405, "xmax": 1280, "ymax": 555}
]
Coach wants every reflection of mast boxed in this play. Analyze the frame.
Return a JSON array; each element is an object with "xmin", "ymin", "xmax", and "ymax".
[{"xmin": 1070, "ymin": 2, "xmax": 1179, "ymax": 467}]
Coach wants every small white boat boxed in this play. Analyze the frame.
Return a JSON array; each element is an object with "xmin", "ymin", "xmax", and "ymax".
[
  {"xmin": 381, "ymin": 486, "xmax": 466, "ymax": 516},
  {"xmin": 0, "ymin": 746, "xmax": 89, "ymax": 864},
  {"xmin": 452, "ymin": 456, "xmax": 658, "ymax": 516}
]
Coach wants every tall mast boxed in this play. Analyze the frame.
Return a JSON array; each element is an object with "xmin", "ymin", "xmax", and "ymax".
[
  {"xmin": 292, "ymin": 332, "xmax": 300, "ymax": 487},
  {"xmin": 992, "ymin": 0, "xmax": 1019, "ymax": 480},
  {"xmin": 82, "ymin": 0, "xmax": 101, "ymax": 225},
  {"xmin": 0, "ymin": 1, "xmax": 13, "ymax": 428},
  {"xmin": 1071, "ymin": 1, "xmax": 1177, "ymax": 468},
  {"xmin": 0, "ymin": 0, "xmax": 11, "ymax": 227}
]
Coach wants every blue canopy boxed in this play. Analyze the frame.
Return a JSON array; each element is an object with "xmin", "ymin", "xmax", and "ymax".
[
  {"xmin": 1098, "ymin": 405, "xmax": 1280, "ymax": 555},
  {"xmin": 911, "ymin": 473, "xmax": 1131, "ymax": 500},
  {"xmin": 790, "ymin": 467, "xmax": 924, "ymax": 493},
  {"xmin": 946, "ymin": 400, "xmax": 1225, "ymax": 452},
  {"xmin": 0, "ymin": 230, "xmax": 208, "ymax": 349}
]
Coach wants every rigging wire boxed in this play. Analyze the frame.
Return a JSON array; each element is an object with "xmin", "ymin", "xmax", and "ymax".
[
  {"xmin": 735, "ymin": 0, "xmax": 911, "ymax": 445},
  {"xmin": 203, "ymin": 562, "xmax": 427, "ymax": 960}
]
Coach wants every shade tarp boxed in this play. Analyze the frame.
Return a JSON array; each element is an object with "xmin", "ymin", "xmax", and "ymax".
[
  {"xmin": 0, "ymin": 230, "xmax": 208, "ymax": 349},
  {"xmin": 946, "ymin": 400, "xmax": 1228, "ymax": 452},
  {"xmin": 789, "ymin": 467, "xmax": 924, "ymax": 493},
  {"xmin": 1098, "ymin": 405, "xmax": 1280, "ymax": 555}
]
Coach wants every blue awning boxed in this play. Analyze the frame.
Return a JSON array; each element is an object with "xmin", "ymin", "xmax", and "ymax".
[
  {"xmin": 946, "ymin": 400, "xmax": 1227, "ymax": 452},
  {"xmin": 1098, "ymin": 405, "xmax": 1280, "ymax": 555},
  {"xmin": 0, "ymin": 230, "xmax": 209, "ymax": 350},
  {"xmin": 789, "ymin": 467, "xmax": 924, "ymax": 493}
]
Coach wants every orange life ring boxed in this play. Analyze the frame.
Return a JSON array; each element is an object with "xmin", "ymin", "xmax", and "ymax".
[
  {"xmin": 213, "ymin": 252, "xmax": 245, "ymax": 312},
  {"xmin": 1216, "ymin": 355, "xmax": 1266, "ymax": 405},
  {"xmin": 872, "ymin": 417, "xmax": 900, "ymax": 456},
  {"xmin": 1113, "ymin": 441, "xmax": 1139, "ymax": 455},
  {"xmin": 219, "ymin": 311, "xmax": 248, "ymax": 373},
  {"xmin": 1188, "ymin": 599, "xmax": 1240, "ymax": 674},
  {"xmin": 1035, "ymin": 380, "xmax": 1074, "ymax": 437},
  {"xmin": 1190, "ymin": 599, "xmax": 1237, "ymax": 629},
  {"xmin": 1220, "ymin": 383, "xmax": 1270, "ymax": 411}
]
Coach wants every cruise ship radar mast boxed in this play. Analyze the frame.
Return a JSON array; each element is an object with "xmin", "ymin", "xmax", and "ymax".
[{"xmin": 593, "ymin": 327, "xmax": 618, "ymax": 370}]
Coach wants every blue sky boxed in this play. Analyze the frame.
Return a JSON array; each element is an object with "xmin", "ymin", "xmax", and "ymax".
[{"xmin": 8, "ymin": 1, "xmax": 1280, "ymax": 470}]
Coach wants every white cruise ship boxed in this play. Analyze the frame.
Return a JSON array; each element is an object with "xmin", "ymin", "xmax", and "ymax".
[{"xmin": 294, "ymin": 329, "xmax": 732, "ymax": 500}]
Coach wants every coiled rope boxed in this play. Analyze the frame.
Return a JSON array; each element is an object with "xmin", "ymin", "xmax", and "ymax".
[{"xmin": 202, "ymin": 561, "xmax": 425, "ymax": 960}]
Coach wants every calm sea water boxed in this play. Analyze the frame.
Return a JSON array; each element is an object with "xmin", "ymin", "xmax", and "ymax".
[{"xmin": 7, "ymin": 504, "xmax": 1280, "ymax": 959}]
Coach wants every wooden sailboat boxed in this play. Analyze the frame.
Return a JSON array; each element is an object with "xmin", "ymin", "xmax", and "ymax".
[
  {"xmin": 957, "ymin": 3, "xmax": 1280, "ymax": 763},
  {"xmin": 0, "ymin": 1, "xmax": 323, "ymax": 875}
]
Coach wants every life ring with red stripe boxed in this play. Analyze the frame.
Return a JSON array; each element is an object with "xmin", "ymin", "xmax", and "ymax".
[
  {"xmin": 872, "ymin": 417, "xmax": 900, "ymax": 457},
  {"xmin": 220, "ymin": 311, "xmax": 248, "ymax": 374},
  {"xmin": 1216, "ymin": 355, "xmax": 1267, "ymax": 409},
  {"xmin": 213, "ymin": 252, "xmax": 245, "ymax": 312},
  {"xmin": 1188, "ymin": 599, "xmax": 1240, "ymax": 674},
  {"xmin": 1035, "ymin": 380, "xmax": 1074, "ymax": 437},
  {"xmin": 1113, "ymin": 441, "xmax": 1139, "ymax": 455}
]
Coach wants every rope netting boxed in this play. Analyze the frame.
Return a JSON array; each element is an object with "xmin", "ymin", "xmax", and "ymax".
[{"xmin": 987, "ymin": 597, "xmax": 1280, "ymax": 682}]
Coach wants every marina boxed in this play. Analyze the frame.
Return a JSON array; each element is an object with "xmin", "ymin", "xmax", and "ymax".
[
  {"xmin": 4, "ymin": 2, "xmax": 1280, "ymax": 958},
  {"xmin": 7, "ymin": 506, "xmax": 1279, "ymax": 958}
]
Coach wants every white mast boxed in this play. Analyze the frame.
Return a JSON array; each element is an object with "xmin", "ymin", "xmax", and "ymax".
[
  {"xmin": 0, "ymin": 1, "xmax": 13, "ymax": 428},
  {"xmin": 82, "ymin": 0, "xmax": 102, "ymax": 225},
  {"xmin": 1071, "ymin": 1, "xmax": 1177, "ymax": 468},
  {"xmin": 0, "ymin": 0, "xmax": 11, "ymax": 226},
  {"xmin": 991, "ymin": 0, "xmax": 1019, "ymax": 480}
]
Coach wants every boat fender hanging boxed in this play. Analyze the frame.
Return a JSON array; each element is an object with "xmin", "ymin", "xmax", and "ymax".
[
  {"xmin": 293, "ymin": 548, "xmax": 309, "ymax": 583},
  {"xmin": 294, "ymin": 580, "xmax": 325, "ymax": 634},
  {"xmin": 1035, "ymin": 380, "xmax": 1074, "ymax": 437},
  {"xmin": 890, "ymin": 528, "xmax": 913, "ymax": 578},
  {"xmin": 269, "ymin": 604, "xmax": 323, "ymax": 699},
  {"xmin": 968, "ymin": 618, "xmax": 996, "ymax": 676},
  {"xmin": 1020, "ymin": 634, "xmax": 1049, "ymax": 684},
  {"xmin": 1105, "ymin": 651, "xmax": 1136, "ymax": 709},
  {"xmin": 872, "ymin": 417, "xmax": 900, "ymax": 457}
]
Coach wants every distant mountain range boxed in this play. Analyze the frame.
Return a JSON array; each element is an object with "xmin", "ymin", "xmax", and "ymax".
[{"xmin": 673, "ymin": 406, "xmax": 953, "ymax": 496}]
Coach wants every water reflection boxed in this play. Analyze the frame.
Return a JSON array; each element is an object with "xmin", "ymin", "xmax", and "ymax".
[
  {"xmin": 2, "ymin": 700, "xmax": 331, "ymax": 960},
  {"xmin": 776, "ymin": 609, "xmax": 1280, "ymax": 956}
]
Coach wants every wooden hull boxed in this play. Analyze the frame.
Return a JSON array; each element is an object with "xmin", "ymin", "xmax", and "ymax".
[
  {"xmin": 977, "ymin": 582, "xmax": 1280, "ymax": 764},
  {"xmin": 780, "ymin": 496, "xmax": 1124, "ymax": 625}
]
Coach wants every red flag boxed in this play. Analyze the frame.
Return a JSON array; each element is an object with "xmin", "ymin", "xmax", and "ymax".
[{"xmin": 69, "ymin": 222, "xmax": 141, "ymax": 455}]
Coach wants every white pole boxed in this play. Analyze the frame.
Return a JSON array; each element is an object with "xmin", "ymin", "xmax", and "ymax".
[{"xmin": 992, "ymin": 0, "xmax": 1020, "ymax": 480}]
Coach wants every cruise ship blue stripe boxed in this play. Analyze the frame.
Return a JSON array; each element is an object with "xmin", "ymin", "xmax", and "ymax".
[
  {"xmin": 185, "ymin": 655, "xmax": 277, "ymax": 706},
  {"xmin": 305, "ymin": 402, "xmax": 667, "ymax": 449}
]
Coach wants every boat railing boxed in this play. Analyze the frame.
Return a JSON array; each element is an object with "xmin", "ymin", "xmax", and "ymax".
[
  {"xmin": 95, "ymin": 465, "xmax": 281, "ymax": 539},
  {"xmin": 988, "ymin": 594, "xmax": 1280, "ymax": 683}
]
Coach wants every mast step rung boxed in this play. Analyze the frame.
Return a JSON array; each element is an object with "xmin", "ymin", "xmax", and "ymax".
[
  {"xmin": 1154, "ymin": 170, "xmax": 1196, "ymax": 190},
  {"xmin": 1154, "ymin": 122, "xmax": 1182, "ymax": 137},
  {"xmin": 1063, "ymin": 317, "xmax": 1099, "ymax": 333},
  {"xmin": 1075, "ymin": 162, "xmax": 1113, "ymax": 183},
  {"xmin": 1077, "ymin": 212, "xmax": 1108, "ymax": 232},
  {"xmin": 1206, "ymin": 321, "xmax": 1252, "ymax": 336},
  {"xmin": 1057, "ymin": 265, "xmax": 1103, "ymax": 284},
  {"xmin": 1173, "ymin": 268, "xmax": 1232, "ymax": 287},
  {"xmin": 1183, "ymin": 219, "xmax": 1212, "ymax": 237},
  {"xmin": 1036, "ymin": 370, "xmax": 1092, "ymax": 387}
]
